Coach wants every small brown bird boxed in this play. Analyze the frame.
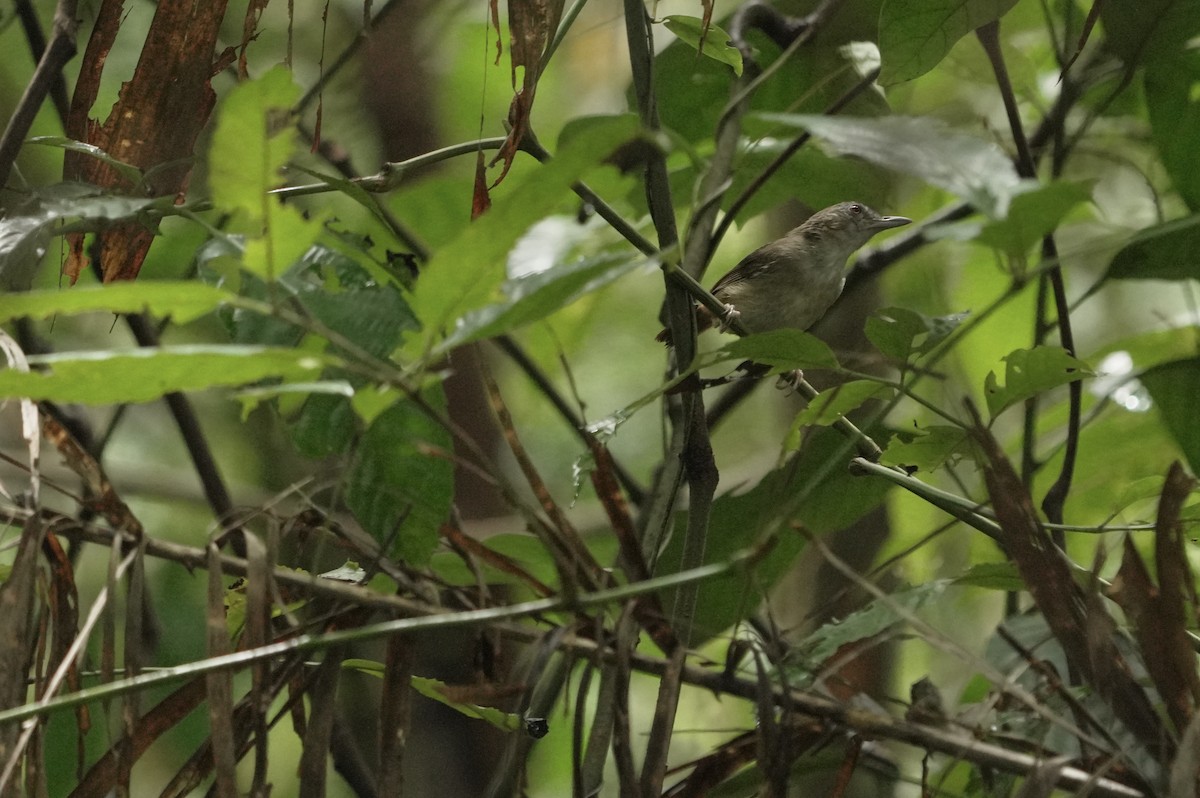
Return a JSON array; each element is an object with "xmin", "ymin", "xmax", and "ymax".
[{"xmin": 657, "ymin": 201, "xmax": 911, "ymax": 344}]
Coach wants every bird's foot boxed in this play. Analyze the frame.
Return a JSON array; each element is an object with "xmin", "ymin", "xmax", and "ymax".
[
  {"xmin": 775, "ymin": 369, "xmax": 805, "ymax": 393},
  {"xmin": 717, "ymin": 304, "xmax": 741, "ymax": 333}
]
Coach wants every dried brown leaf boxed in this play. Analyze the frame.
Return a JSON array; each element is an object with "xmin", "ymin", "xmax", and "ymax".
[
  {"xmin": 472, "ymin": 147, "xmax": 492, "ymax": 219},
  {"xmin": 71, "ymin": 679, "xmax": 208, "ymax": 798},
  {"xmin": 41, "ymin": 408, "xmax": 144, "ymax": 538},
  {"xmin": 0, "ymin": 520, "xmax": 46, "ymax": 772},
  {"xmin": 967, "ymin": 406, "xmax": 1170, "ymax": 763},
  {"xmin": 239, "ymin": 0, "xmax": 271, "ymax": 79},
  {"xmin": 442, "ymin": 523, "xmax": 554, "ymax": 596},
  {"xmin": 488, "ymin": 0, "xmax": 566, "ymax": 188},
  {"xmin": 1110, "ymin": 462, "xmax": 1200, "ymax": 734}
]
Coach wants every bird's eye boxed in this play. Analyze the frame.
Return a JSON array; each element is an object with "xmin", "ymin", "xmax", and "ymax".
[{"xmin": 850, "ymin": 204, "xmax": 863, "ymax": 214}]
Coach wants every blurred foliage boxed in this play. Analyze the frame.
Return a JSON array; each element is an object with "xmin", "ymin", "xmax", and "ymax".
[{"xmin": 0, "ymin": 0, "xmax": 1197, "ymax": 796}]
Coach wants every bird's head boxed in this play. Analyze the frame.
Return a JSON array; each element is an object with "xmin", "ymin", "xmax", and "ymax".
[{"xmin": 801, "ymin": 201, "xmax": 912, "ymax": 253}]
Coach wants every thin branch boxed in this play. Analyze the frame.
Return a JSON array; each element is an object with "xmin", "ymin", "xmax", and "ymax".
[
  {"xmin": 20, "ymin": 509, "xmax": 1150, "ymax": 798},
  {"xmin": 490, "ymin": 335, "xmax": 646, "ymax": 504},
  {"xmin": 122, "ymin": 313, "xmax": 237, "ymax": 533},
  {"xmin": 976, "ymin": 21, "xmax": 1081, "ymax": 531},
  {"xmin": 620, "ymin": 5, "xmax": 707, "ymax": 793},
  {"xmin": 14, "ymin": 0, "xmax": 71, "ymax": 127},
  {"xmin": 0, "ymin": 0, "xmax": 79, "ymax": 191}
]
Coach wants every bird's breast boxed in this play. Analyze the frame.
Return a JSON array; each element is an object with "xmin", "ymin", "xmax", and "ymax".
[{"xmin": 718, "ymin": 263, "xmax": 846, "ymax": 333}]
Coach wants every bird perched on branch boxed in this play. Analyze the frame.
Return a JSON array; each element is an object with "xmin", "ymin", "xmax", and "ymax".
[{"xmin": 657, "ymin": 201, "xmax": 911, "ymax": 345}]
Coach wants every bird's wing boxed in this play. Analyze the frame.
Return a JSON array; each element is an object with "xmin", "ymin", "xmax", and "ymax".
[{"xmin": 709, "ymin": 247, "xmax": 780, "ymax": 296}]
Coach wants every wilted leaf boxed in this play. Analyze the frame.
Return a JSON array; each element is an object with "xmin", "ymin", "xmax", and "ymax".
[
  {"xmin": 754, "ymin": 114, "xmax": 1023, "ymax": 218},
  {"xmin": 488, "ymin": 0, "xmax": 567, "ymax": 187},
  {"xmin": 662, "ymin": 16, "xmax": 743, "ymax": 76},
  {"xmin": 1109, "ymin": 463, "xmax": 1200, "ymax": 735},
  {"xmin": 878, "ymin": 0, "xmax": 1020, "ymax": 85},
  {"xmin": 983, "ymin": 346, "xmax": 1092, "ymax": 419},
  {"xmin": 970, "ymin": 414, "xmax": 1169, "ymax": 762}
]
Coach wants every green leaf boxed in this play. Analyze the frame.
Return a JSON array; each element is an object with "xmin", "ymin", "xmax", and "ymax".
[
  {"xmin": 975, "ymin": 181, "xmax": 1093, "ymax": 255},
  {"xmin": 1099, "ymin": 0, "xmax": 1200, "ymax": 71},
  {"xmin": 289, "ymin": 392, "xmax": 359, "ymax": 457},
  {"xmin": 753, "ymin": 114, "xmax": 1023, "ymax": 218},
  {"xmin": 346, "ymin": 390, "xmax": 454, "ymax": 565},
  {"xmin": 297, "ymin": 278, "xmax": 416, "ymax": 360},
  {"xmin": 1146, "ymin": 51, "xmax": 1200, "ymax": 211},
  {"xmin": 342, "ymin": 661, "xmax": 528, "ymax": 734},
  {"xmin": 866, "ymin": 306, "xmax": 969, "ymax": 364},
  {"xmin": 0, "ymin": 188, "xmax": 169, "ymax": 290},
  {"xmin": 983, "ymin": 346, "xmax": 1092, "ymax": 419},
  {"xmin": 286, "ymin": 164, "xmax": 397, "ymax": 234},
  {"xmin": 0, "ymin": 346, "xmax": 331, "ymax": 404},
  {"xmin": 436, "ymin": 251, "xmax": 650, "ymax": 353},
  {"xmin": 208, "ymin": 65, "xmax": 320, "ymax": 280},
  {"xmin": 1140, "ymin": 358, "xmax": 1200, "ymax": 474},
  {"xmin": 1105, "ymin": 214, "xmax": 1200, "ymax": 282},
  {"xmin": 723, "ymin": 145, "xmax": 888, "ymax": 231},
  {"xmin": 29, "ymin": 136, "xmax": 144, "ymax": 186},
  {"xmin": 790, "ymin": 581, "xmax": 947, "ymax": 669},
  {"xmin": 788, "ymin": 380, "xmax": 894, "ymax": 430},
  {"xmin": 661, "ymin": 16, "xmax": 743, "ymax": 76},
  {"xmin": 879, "ymin": 0, "xmax": 1020, "ymax": 85},
  {"xmin": 234, "ymin": 381, "xmax": 354, "ymax": 422},
  {"xmin": 657, "ymin": 473, "xmax": 807, "ymax": 645},
  {"xmin": 660, "ymin": 424, "xmax": 895, "ymax": 645},
  {"xmin": 1089, "ymin": 326, "xmax": 1200, "ymax": 376},
  {"xmin": 953, "ymin": 562, "xmax": 1023, "ymax": 592},
  {"xmin": 0, "ymin": 281, "xmax": 242, "ymax": 325},
  {"xmin": 717, "ymin": 328, "xmax": 840, "ymax": 372},
  {"xmin": 402, "ymin": 114, "xmax": 640, "ymax": 360},
  {"xmin": 880, "ymin": 425, "xmax": 969, "ymax": 471},
  {"xmin": 655, "ymin": 36, "xmax": 889, "ymax": 146},
  {"xmin": 209, "ymin": 65, "xmax": 299, "ymax": 222},
  {"xmin": 243, "ymin": 205, "xmax": 322, "ymax": 281},
  {"xmin": 792, "ymin": 425, "xmax": 895, "ymax": 534}
]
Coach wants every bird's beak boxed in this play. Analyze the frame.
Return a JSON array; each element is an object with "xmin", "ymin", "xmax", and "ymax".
[{"xmin": 873, "ymin": 215, "xmax": 912, "ymax": 230}]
